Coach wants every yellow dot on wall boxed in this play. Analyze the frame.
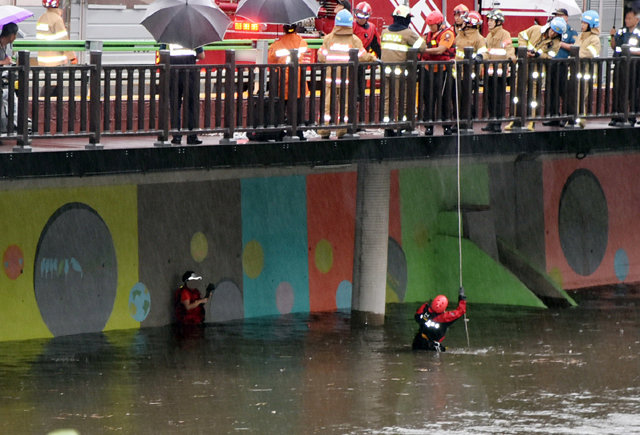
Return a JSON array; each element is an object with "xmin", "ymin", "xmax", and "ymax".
[
  {"xmin": 315, "ymin": 239, "xmax": 333, "ymax": 274},
  {"xmin": 190, "ymin": 231, "xmax": 208, "ymax": 263},
  {"xmin": 548, "ymin": 267, "xmax": 564, "ymax": 289},
  {"xmin": 243, "ymin": 240, "xmax": 264, "ymax": 279}
]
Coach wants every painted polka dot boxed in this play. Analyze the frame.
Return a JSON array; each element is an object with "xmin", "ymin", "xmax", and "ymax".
[
  {"xmin": 128, "ymin": 282, "xmax": 151, "ymax": 322},
  {"xmin": 3, "ymin": 244, "xmax": 24, "ymax": 280},
  {"xmin": 190, "ymin": 231, "xmax": 208, "ymax": 263},
  {"xmin": 242, "ymin": 240, "xmax": 264, "ymax": 279},
  {"xmin": 336, "ymin": 280, "xmax": 352, "ymax": 310},
  {"xmin": 276, "ymin": 281, "xmax": 294, "ymax": 314},
  {"xmin": 614, "ymin": 249, "xmax": 629, "ymax": 282},
  {"xmin": 314, "ymin": 239, "xmax": 333, "ymax": 274}
]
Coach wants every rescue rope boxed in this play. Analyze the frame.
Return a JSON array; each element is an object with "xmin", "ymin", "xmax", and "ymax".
[{"xmin": 453, "ymin": 58, "xmax": 471, "ymax": 348}]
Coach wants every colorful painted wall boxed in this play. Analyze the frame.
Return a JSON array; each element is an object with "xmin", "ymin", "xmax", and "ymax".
[
  {"xmin": 5, "ymin": 152, "xmax": 634, "ymax": 341},
  {"xmin": 544, "ymin": 155, "xmax": 640, "ymax": 289}
]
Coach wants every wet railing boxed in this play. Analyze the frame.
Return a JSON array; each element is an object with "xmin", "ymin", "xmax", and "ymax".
[{"xmin": 3, "ymin": 45, "xmax": 639, "ymax": 151}]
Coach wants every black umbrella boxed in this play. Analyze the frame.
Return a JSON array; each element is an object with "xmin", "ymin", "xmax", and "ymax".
[
  {"xmin": 141, "ymin": 0, "xmax": 231, "ymax": 49},
  {"xmin": 236, "ymin": 0, "xmax": 320, "ymax": 25}
]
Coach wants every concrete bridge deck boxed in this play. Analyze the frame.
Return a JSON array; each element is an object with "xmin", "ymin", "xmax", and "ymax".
[{"xmin": 1, "ymin": 119, "xmax": 637, "ymax": 179}]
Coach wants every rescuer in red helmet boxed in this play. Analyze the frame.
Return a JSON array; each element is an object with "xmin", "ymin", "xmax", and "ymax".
[
  {"xmin": 412, "ymin": 286, "xmax": 467, "ymax": 351},
  {"xmin": 452, "ymin": 3, "xmax": 469, "ymax": 34},
  {"xmin": 353, "ymin": 1, "xmax": 381, "ymax": 58},
  {"xmin": 421, "ymin": 10, "xmax": 456, "ymax": 135}
]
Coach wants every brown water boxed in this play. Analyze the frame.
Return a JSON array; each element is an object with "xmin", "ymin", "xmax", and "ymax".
[{"xmin": 1, "ymin": 297, "xmax": 639, "ymax": 435}]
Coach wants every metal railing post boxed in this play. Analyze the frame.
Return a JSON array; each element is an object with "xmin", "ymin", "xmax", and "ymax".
[
  {"xmin": 86, "ymin": 50, "xmax": 103, "ymax": 149},
  {"xmin": 565, "ymin": 46, "xmax": 580, "ymax": 128},
  {"xmin": 461, "ymin": 46, "xmax": 474, "ymax": 132},
  {"xmin": 513, "ymin": 46, "xmax": 528, "ymax": 129},
  {"xmin": 154, "ymin": 49, "xmax": 171, "ymax": 146},
  {"xmin": 343, "ymin": 48, "xmax": 360, "ymax": 138},
  {"xmin": 283, "ymin": 48, "xmax": 300, "ymax": 142},
  {"xmin": 620, "ymin": 45, "xmax": 631, "ymax": 124},
  {"xmin": 403, "ymin": 47, "xmax": 418, "ymax": 135},
  {"xmin": 14, "ymin": 51, "xmax": 31, "ymax": 152},
  {"xmin": 219, "ymin": 49, "xmax": 237, "ymax": 145}
]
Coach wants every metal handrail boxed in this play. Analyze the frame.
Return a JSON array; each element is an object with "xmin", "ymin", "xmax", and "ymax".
[{"xmin": 4, "ymin": 46, "xmax": 638, "ymax": 152}]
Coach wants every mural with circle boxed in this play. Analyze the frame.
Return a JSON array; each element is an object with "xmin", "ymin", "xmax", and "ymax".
[
  {"xmin": 241, "ymin": 176, "xmax": 310, "ymax": 318},
  {"xmin": 205, "ymin": 280, "xmax": 244, "ymax": 322},
  {"xmin": 558, "ymin": 169, "xmax": 609, "ymax": 277},
  {"xmin": 34, "ymin": 203, "xmax": 118, "ymax": 337}
]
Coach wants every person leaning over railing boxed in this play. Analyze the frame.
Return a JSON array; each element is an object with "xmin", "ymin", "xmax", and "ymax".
[
  {"xmin": 481, "ymin": 9, "xmax": 515, "ymax": 133},
  {"xmin": 506, "ymin": 17, "xmax": 565, "ymax": 131},
  {"xmin": 609, "ymin": 9, "xmax": 640, "ymax": 126},
  {"xmin": 317, "ymin": 10, "xmax": 373, "ymax": 139},
  {"xmin": 453, "ymin": 11, "xmax": 487, "ymax": 131},
  {"xmin": 380, "ymin": 5, "xmax": 427, "ymax": 137}
]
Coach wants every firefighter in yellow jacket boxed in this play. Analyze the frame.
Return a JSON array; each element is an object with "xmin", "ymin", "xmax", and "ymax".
[
  {"xmin": 380, "ymin": 5, "xmax": 426, "ymax": 136},
  {"xmin": 481, "ymin": 9, "xmax": 515, "ymax": 132},
  {"xmin": 36, "ymin": 0, "xmax": 76, "ymax": 67},
  {"xmin": 317, "ymin": 10, "xmax": 374, "ymax": 139},
  {"xmin": 573, "ymin": 10, "xmax": 601, "ymax": 126},
  {"xmin": 506, "ymin": 17, "xmax": 566, "ymax": 131}
]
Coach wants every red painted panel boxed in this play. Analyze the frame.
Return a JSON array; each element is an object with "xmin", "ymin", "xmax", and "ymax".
[
  {"xmin": 544, "ymin": 155, "xmax": 640, "ymax": 289},
  {"xmin": 389, "ymin": 169, "xmax": 402, "ymax": 246},
  {"xmin": 307, "ymin": 172, "xmax": 357, "ymax": 311}
]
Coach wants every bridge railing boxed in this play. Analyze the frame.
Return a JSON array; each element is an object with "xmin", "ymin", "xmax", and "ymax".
[{"xmin": 4, "ymin": 45, "xmax": 639, "ymax": 151}]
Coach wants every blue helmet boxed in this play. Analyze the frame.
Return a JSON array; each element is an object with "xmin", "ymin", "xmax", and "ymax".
[
  {"xmin": 581, "ymin": 10, "xmax": 600, "ymax": 28},
  {"xmin": 335, "ymin": 9, "xmax": 354, "ymax": 27},
  {"xmin": 549, "ymin": 17, "xmax": 567, "ymax": 34}
]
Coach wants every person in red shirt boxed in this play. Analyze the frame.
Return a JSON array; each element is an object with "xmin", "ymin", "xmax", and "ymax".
[
  {"xmin": 353, "ymin": 2, "xmax": 381, "ymax": 58},
  {"xmin": 412, "ymin": 287, "xmax": 467, "ymax": 351},
  {"xmin": 174, "ymin": 271, "xmax": 210, "ymax": 324}
]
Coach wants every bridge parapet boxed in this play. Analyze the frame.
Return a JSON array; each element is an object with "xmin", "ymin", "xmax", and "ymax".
[{"xmin": 2, "ymin": 45, "xmax": 638, "ymax": 152}]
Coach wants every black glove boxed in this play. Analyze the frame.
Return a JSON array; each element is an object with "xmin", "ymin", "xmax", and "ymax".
[
  {"xmin": 205, "ymin": 283, "xmax": 215, "ymax": 298},
  {"xmin": 458, "ymin": 286, "xmax": 467, "ymax": 301}
]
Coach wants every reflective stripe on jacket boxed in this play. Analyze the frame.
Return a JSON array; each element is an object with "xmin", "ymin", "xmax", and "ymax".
[
  {"xmin": 380, "ymin": 27, "xmax": 426, "ymax": 62},
  {"xmin": 575, "ymin": 28, "xmax": 601, "ymax": 58},
  {"xmin": 36, "ymin": 9, "xmax": 74, "ymax": 66}
]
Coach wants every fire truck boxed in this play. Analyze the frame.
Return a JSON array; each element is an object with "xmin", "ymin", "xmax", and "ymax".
[{"xmin": 17, "ymin": 0, "xmax": 618, "ymax": 64}]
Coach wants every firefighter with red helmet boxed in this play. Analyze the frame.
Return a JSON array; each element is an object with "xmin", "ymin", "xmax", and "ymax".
[
  {"xmin": 353, "ymin": 1, "xmax": 381, "ymax": 58},
  {"xmin": 36, "ymin": 0, "xmax": 76, "ymax": 67},
  {"xmin": 454, "ymin": 11, "xmax": 487, "ymax": 61},
  {"xmin": 413, "ymin": 287, "xmax": 467, "ymax": 351},
  {"xmin": 453, "ymin": 3, "xmax": 469, "ymax": 34},
  {"xmin": 421, "ymin": 10, "xmax": 456, "ymax": 135}
]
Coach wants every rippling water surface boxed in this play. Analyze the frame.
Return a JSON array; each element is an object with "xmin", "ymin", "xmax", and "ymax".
[{"xmin": 1, "ymin": 298, "xmax": 639, "ymax": 434}]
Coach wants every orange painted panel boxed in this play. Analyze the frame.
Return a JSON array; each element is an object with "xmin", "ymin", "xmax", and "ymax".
[{"xmin": 307, "ymin": 172, "xmax": 357, "ymax": 311}]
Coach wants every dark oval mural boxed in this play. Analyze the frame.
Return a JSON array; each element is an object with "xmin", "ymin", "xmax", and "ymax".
[
  {"xmin": 34, "ymin": 203, "xmax": 117, "ymax": 336},
  {"xmin": 558, "ymin": 169, "xmax": 608, "ymax": 276}
]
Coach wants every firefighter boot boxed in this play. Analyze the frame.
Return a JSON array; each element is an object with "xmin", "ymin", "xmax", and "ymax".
[{"xmin": 317, "ymin": 129, "xmax": 331, "ymax": 139}]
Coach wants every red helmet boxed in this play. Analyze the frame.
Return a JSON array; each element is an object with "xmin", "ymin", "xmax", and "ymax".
[
  {"xmin": 464, "ymin": 11, "xmax": 483, "ymax": 26},
  {"xmin": 354, "ymin": 1, "xmax": 372, "ymax": 19},
  {"xmin": 431, "ymin": 295, "xmax": 449, "ymax": 314},
  {"xmin": 426, "ymin": 11, "xmax": 444, "ymax": 25},
  {"xmin": 453, "ymin": 3, "xmax": 469, "ymax": 14},
  {"xmin": 43, "ymin": 0, "xmax": 60, "ymax": 7}
]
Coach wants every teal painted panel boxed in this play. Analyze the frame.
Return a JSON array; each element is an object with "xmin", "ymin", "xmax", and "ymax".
[{"xmin": 241, "ymin": 177, "xmax": 310, "ymax": 318}]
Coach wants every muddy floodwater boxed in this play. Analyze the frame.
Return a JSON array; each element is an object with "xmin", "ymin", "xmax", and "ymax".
[{"xmin": 1, "ymin": 295, "xmax": 639, "ymax": 435}]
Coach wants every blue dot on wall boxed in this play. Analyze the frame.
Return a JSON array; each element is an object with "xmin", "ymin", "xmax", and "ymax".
[
  {"xmin": 129, "ymin": 282, "xmax": 151, "ymax": 322},
  {"xmin": 336, "ymin": 280, "xmax": 352, "ymax": 310},
  {"xmin": 614, "ymin": 249, "xmax": 629, "ymax": 282}
]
